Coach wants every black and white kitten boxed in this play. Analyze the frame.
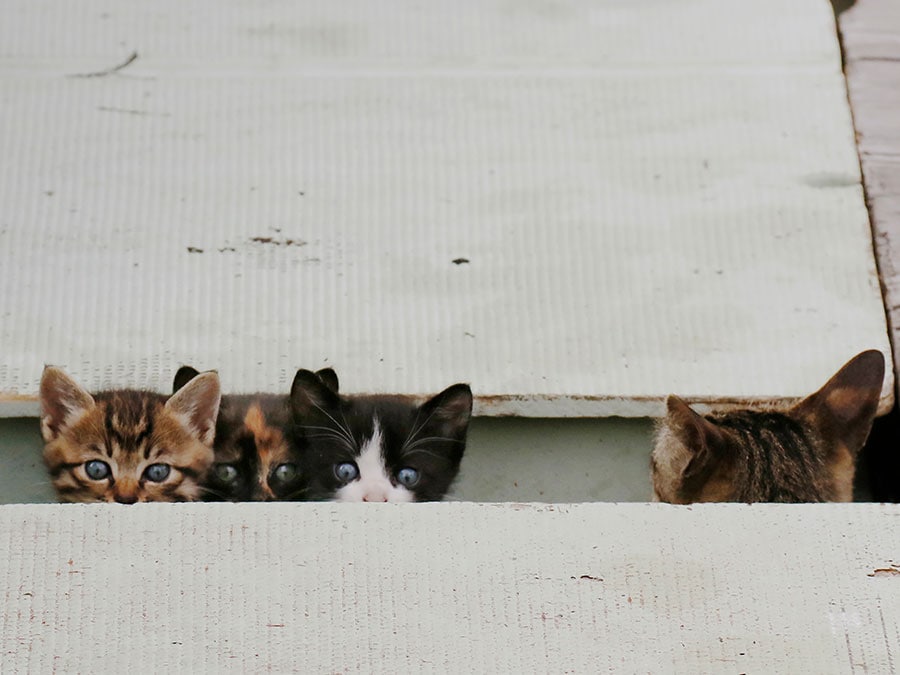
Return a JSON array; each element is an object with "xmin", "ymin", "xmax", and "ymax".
[{"xmin": 289, "ymin": 370, "xmax": 473, "ymax": 502}]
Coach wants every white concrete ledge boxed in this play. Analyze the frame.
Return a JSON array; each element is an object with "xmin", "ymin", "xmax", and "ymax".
[
  {"xmin": 0, "ymin": 0, "xmax": 891, "ymax": 416},
  {"xmin": 1, "ymin": 502, "xmax": 897, "ymax": 672}
]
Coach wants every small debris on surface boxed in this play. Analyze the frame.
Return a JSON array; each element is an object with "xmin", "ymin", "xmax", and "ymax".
[
  {"xmin": 186, "ymin": 246, "xmax": 204, "ymax": 254},
  {"xmin": 868, "ymin": 567, "xmax": 900, "ymax": 577},
  {"xmin": 250, "ymin": 236, "xmax": 306, "ymax": 247},
  {"xmin": 452, "ymin": 258, "xmax": 470, "ymax": 265},
  {"xmin": 69, "ymin": 51, "xmax": 138, "ymax": 78},
  {"xmin": 96, "ymin": 106, "xmax": 169, "ymax": 117}
]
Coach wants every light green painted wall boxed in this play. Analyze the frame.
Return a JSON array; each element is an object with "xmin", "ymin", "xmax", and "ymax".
[
  {"xmin": 1, "ymin": 415, "xmax": 875, "ymax": 504},
  {"xmin": 0, "ymin": 417, "xmax": 656, "ymax": 504},
  {"xmin": 451, "ymin": 418, "xmax": 655, "ymax": 502},
  {"xmin": 0, "ymin": 419, "xmax": 55, "ymax": 504}
]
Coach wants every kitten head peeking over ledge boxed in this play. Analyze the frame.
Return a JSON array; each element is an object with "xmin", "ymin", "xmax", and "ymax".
[
  {"xmin": 651, "ymin": 350, "xmax": 885, "ymax": 504},
  {"xmin": 290, "ymin": 370, "xmax": 473, "ymax": 502},
  {"xmin": 40, "ymin": 366, "xmax": 221, "ymax": 503},
  {"xmin": 173, "ymin": 365, "xmax": 338, "ymax": 502}
]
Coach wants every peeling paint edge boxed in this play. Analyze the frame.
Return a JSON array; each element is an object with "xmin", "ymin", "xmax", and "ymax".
[{"xmin": 0, "ymin": 390, "xmax": 892, "ymax": 420}]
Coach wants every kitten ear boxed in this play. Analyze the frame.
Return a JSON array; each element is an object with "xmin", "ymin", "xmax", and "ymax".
[
  {"xmin": 665, "ymin": 395, "xmax": 732, "ymax": 478},
  {"xmin": 290, "ymin": 369, "xmax": 340, "ymax": 418},
  {"xmin": 172, "ymin": 365, "xmax": 200, "ymax": 394},
  {"xmin": 793, "ymin": 350, "xmax": 885, "ymax": 455},
  {"xmin": 419, "ymin": 383, "xmax": 473, "ymax": 439},
  {"xmin": 39, "ymin": 367, "xmax": 96, "ymax": 442},
  {"xmin": 165, "ymin": 371, "xmax": 221, "ymax": 446},
  {"xmin": 315, "ymin": 368, "xmax": 340, "ymax": 395}
]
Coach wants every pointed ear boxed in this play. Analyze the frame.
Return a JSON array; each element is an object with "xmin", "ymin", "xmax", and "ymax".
[
  {"xmin": 172, "ymin": 365, "xmax": 200, "ymax": 394},
  {"xmin": 793, "ymin": 350, "xmax": 885, "ymax": 455},
  {"xmin": 665, "ymin": 395, "xmax": 732, "ymax": 478},
  {"xmin": 165, "ymin": 371, "xmax": 221, "ymax": 446},
  {"xmin": 39, "ymin": 367, "xmax": 96, "ymax": 442},
  {"xmin": 419, "ymin": 384, "xmax": 473, "ymax": 439},
  {"xmin": 315, "ymin": 367, "xmax": 340, "ymax": 395},
  {"xmin": 290, "ymin": 369, "xmax": 340, "ymax": 419}
]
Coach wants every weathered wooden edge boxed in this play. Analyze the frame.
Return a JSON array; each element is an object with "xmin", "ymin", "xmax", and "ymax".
[{"xmin": 841, "ymin": 0, "xmax": 900, "ymax": 401}]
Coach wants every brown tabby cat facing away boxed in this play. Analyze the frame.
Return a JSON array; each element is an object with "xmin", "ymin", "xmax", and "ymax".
[
  {"xmin": 651, "ymin": 350, "xmax": 885, "ymax": 504},
  {"xmin": 40, "ymin": 367, "xmax": 221, "ymax": 503}
]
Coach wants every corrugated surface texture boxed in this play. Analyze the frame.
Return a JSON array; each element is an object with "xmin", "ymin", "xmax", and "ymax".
[
  {"xmin": 1, "ymin": 502, "xmax": 898, "ymax": 672},
  {"xmin": 841, "ymin": 0, "xmax": 900, "ymax": 399},
  {"xmin": 0, "ymin": 0, "xmax": 891, "ymax": 416}
]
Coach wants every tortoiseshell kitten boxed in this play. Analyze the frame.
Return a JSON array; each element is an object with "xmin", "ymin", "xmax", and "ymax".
[
  {"xmin": 40, "ymin": 366, "xmax": 221, "ymax": 503},
  {"xmin": 290, "ymin": 370, "xmax": 473, "ymax": 502},
  {"xmin": 651, "ymin": 350, "xmax": 885, "ymax": 503},
  {"xmin": 174, "ymin": 366, "xmax": 338, "ymax": 501}
]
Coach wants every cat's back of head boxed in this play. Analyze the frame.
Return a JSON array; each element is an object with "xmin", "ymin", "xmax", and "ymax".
[{"xmin": 651, "ymin": 350, "xmax": 885, "ymax": 503}]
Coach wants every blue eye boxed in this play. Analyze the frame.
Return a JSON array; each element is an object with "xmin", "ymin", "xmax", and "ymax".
[
  {"xmin": 84, "ymin": 460, "xmax": 111, "ymax": 480},
  {"xmin": 334, "ymin": 462, "xmax": 359, "ymax": 483},
  {"xmin": 396, "ymin": 467, "xmax": 419, "ymax": 487},
  {"xmin": 274, "ymin": 463, "xmax": 298, "ymax": 482},
  {"xmin": 214, "ymin": 464, "xmax": 238, "ymax": 483},
  {"xmin": 143, "ymin": 464, "xmax": 171, "ymax": 482}
]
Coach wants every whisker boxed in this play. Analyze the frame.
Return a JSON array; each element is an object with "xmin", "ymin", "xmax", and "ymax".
[
  {"xmin": 307, "ymin": 405, "xmax": 357, "ymax": 449},
  {"xmin": 403, "ymin": 407, "xmax": 440, "ymax": 451},
  {"xmin": 296, "ymin": 426, "xmax": 357, "ymax": 452},
  {"xmin": 402, "ymin": 406, "xmax": 425, "ymax": 449},
  {"xmin": 297, "ymin": 423, "xmax": 346, "ymax": 433},
  {"xmin": 338, "ymin": 406, "xmax": 355, "ymax": 448},
  {"xmin": 400, "ymin": 447, "xmax": 446, "ymax": 461},
  {"xmin": 298, "ymin": 426, "xmax": 353, "ymax": 438},
  {"xmin": 282, "ymin": 486, "xmax": 311, "ymax": 501},
  {"xmin": 404, "ymin": 436, "xmax": 464, "ymax": 452},
  {"xmin": 198, "ymin": 485, "xmax": 231, "ymax": 500}
]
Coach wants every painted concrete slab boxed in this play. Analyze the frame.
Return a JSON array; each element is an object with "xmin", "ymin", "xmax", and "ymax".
[
  {"xmin": 0, "ymin": 0, "xmax": 891, "ymax": 416},
  {"xmin": 1, "ymin": 502, "xmax": 898, "ymax": 673}
]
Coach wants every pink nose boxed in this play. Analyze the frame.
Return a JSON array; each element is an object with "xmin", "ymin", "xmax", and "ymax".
[{"xmin": 362, "ymin": 494, "xmax": 388, "ymax": 502}]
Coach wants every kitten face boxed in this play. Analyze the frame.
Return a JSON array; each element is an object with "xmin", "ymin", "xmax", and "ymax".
[
  {"xmin": 174, "ymin": 366, "xmax": 337, "ymax": 501},
  {"xmin": 200, "ymin": 395, "xmax": 305, "ymax": 501},
  {"xmin": 290, "ymin": 370, "xmax": 473, "ymax": 502},
  {"xmin": 40, "ymin": 367, "xmax": 221, "ymax": 503},
  {"xmin": 651, "ymin": 350, "xmax": 885, "ymax": 503}
]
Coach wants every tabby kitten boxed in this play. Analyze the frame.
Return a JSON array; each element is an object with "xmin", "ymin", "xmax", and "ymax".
[
  {"xmin": 290, "ymin": 370, "xmax": 473, "ymax": 502},
  {"xmin": 174, "ymin": 366, "xmax": 338, "ymax": 501},
  {"xmin": 40, "ymin": 366, "xmax": 221, "ymax": 503},
  {"xmin": 651, "ymin": 350, "xmax": 884, "ymax": 503}
]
